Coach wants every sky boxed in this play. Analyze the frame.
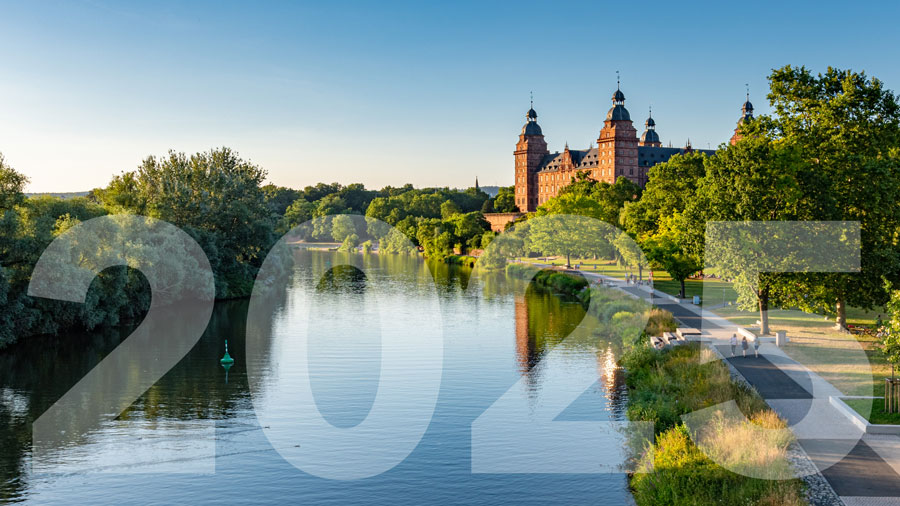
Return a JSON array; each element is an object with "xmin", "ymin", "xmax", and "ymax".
[{"xmin": 2, "ymin": 0, "xmax": 899, "ymax": 193}]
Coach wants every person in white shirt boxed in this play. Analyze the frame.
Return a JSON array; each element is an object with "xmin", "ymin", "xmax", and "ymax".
[{"xmin": 730, "ymin": 334, "xmax": 737, "ymax": 357}]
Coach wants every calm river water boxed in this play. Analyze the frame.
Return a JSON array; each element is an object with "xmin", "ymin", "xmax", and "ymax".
[{"xmin": 0, "ymin": 250, "xmax": 632, "ymax": 504}]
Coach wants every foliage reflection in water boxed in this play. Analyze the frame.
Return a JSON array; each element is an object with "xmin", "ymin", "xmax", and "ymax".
[{"xmin": 0, "ymin": 250, "xmax": 633, "ymax": 504}]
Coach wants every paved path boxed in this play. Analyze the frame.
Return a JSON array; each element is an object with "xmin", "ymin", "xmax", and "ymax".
[
  {"xmin": 530, "ymin": 260, "xmax": 900, "ymax": 504},
  {"xmin": 716, "ymin": 348, "xmax": 813, "ymax": 399}
]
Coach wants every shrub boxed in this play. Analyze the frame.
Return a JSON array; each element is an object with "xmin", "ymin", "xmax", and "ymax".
[{"xmin": 623, "ymin": 344, "xmax": 806, "ymax": 505}]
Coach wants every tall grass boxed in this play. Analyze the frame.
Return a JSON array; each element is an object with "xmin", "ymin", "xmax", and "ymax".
[{"xmin": 623, "ymin": 344, "xmax": 807, "ymax": 505}]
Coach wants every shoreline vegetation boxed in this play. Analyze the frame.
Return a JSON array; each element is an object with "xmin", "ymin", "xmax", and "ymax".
[
  {"xmin": 508, "ymin": 260, "xmax": 809, "ymax": 504},
  {"xmin": 622, "ymin": 344, "xmax": 807, "ymax": 505},
  {"xmin": 0, "ymin": 149, "xmax": 507, "ymax": 349}
]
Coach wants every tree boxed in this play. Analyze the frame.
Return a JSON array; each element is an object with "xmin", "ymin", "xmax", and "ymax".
[
  {"xmin": 331, "ymin": 215, "xmax": 358, "ymax": 243},
  {"xmin": 537, "ymin": 192, "xmax": 605, "ymax": 221},
  {"xmin": 557, "ymin": 173, "xmax": 642, "ymax": 226},
  {"xmin": 614, "ymin": 231, "xmax": 648, "ymax": 283},
  {"xmin": 314, "ymin": 194, "xmax": 350, "ymax": 217},
  {"xmin": 528, "ymin": 214, "xmax": 614, "ymax": 269},
  {"xmin": 621, "ymin": 152, "xmax": 707, "ymax": 239},
  {"xmin": 261, "ymin": 184, "xmax": 300, "ymax": 216},
  {"xmin": 765, "ymin": 65, "xmax": 900, "ymax": 331},
  {"xmin": 880, "ymin": 280, "xmax": 900, "ymax": 378},
  {"xmin": 641, "ymin": 214, "xmax": 702, "ymax": 299},
  {"xmin": 493, "ymin": 186, "xmax": 518, "ymax": 213},
  {"xmin": 338, "ymin": 233, "xmax": 360, "ymax": 252},
  {"xmin": 93, "ymin": 147, "xmax": 275, "ymax": 298},
  {"xmin": 440, "ymin": 200, "xmax": 461, "ymax": 219},
  {"xmin": 687, "ymin": 132, "xmax": 807, "ymax": 335},
  {"xmin": 0, "ymin": 154, "xmax": 28, "ymax": 211},
  {"xmin": 443, "ymin": 211, "xmax": 489, "ymax": 253}
]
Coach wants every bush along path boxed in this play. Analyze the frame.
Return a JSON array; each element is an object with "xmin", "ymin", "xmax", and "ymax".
[{"xmin": 621, "ymin": 344, "xmax": 808, "ymax": 506}]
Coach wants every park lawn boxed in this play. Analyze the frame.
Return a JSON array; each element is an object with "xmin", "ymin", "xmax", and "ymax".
[
  {"xmin": 651, "ymin": 276, "xmax": 738, "ymax": 304},
  {"xmin": 518, "ymin": 257, "xmax": 633, "ymax": 278},
  {"xmin": 517, "ymin": 258, "xmax": 740, "ymax": 303},
  {"xmin": 712, "ymin": 305, "xmax": 888, "ymax": 396},
  {"xmin": 843, "ymin": 398, "xmax": 900, "ymax": 425}
]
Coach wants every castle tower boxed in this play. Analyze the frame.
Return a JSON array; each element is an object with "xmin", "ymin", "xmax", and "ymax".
[
  {"xmin": 638, "ymin": 107, "xmax": 661, "ymax": 147},
  {"xmin": 514, "ymin": 100, "xmax": 548, "ymax": 212},
  {"xmin": 596, "ymin": 80, "xmax": 639, "ymax": 185},
  {"xmin": 729, "ymin": 91, "xmax": 754, "ymax": 145}
]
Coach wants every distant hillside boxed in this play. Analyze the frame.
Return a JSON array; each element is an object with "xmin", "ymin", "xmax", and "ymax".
[
  {"xmin": 479, "ymin": 186, "xmax": 500, "ymax": 197},
  {"xmin": 26, "ymin": 191, "xmax": 90, "ymax": 199}
]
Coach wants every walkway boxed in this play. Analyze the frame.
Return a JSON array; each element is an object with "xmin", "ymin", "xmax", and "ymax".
[{"xmin": 562, "ymin": 264, "xmax": 900, "ymax": 506}]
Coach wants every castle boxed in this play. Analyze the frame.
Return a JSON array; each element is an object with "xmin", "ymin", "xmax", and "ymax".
[{"xmin": 513, "ymin": 85, "xmax": 754, "ymax": 212}]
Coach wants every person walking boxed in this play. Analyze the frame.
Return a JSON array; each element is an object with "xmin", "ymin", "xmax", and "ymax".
[
  {"xmin": 753, "ymin": 336, "xmax": 761, "ymax": 358},
  {"xmin": 741, "ymin": 336, "xmax": 749, "ymax": 357},
  {"xmin": 730, "ymin": 334, "xmax": 737, "ymax": 357}
]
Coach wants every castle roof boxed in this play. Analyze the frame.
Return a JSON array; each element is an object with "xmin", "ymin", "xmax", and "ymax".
[
  {"xmin": 535, "ymin": 145, "xmax": 715, "ymax": 173},
  {"xmin": 606, "ymin": 105, "xmax": 631, "ymax": 121},
  {"xmin": 640, "ymin": 129, "xmax": 660, "ymax": 144},
  {"xmin": 536, "ymin": 148, "xmax": 599, "ymax": 172},
  {"xmin": 637, "ymin": 146, "xmax": 715, "ymax": 167},
  {"xmin": 522, "ymin": 122, "xmax": 543, "ymax": 135}
]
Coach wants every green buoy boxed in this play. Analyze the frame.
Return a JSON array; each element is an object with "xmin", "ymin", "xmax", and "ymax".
[{"xmin": 221, "ymin": 340, "xmax": 235, "ymax": 366}]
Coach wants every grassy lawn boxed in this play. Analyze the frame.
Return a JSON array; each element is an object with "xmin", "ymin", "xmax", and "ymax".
[
  {"xmin": 843, "ymin": 397, "xmax": 900, "ymax": 425},
  {"xmin": 518, "ymin": 257, "xmax": 631, "ymax": 277},
  {"xmin": 517, "ymin": 258, "xmax": 739, "ymax": 302}
]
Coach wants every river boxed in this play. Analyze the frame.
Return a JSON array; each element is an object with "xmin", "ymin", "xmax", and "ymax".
[{"xmin": 0, "ymin": 250, "xmax": 633, "ymax": 504}]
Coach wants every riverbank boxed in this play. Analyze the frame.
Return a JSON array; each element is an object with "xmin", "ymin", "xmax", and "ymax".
[{"xmin": 622, "ymin": 344, "xmax": 807, "ymax": 505}]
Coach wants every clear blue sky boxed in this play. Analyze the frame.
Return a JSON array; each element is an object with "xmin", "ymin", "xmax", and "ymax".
[{"xmin": 2, "ymin": 0, "xmax": 899, "ymax": 193}]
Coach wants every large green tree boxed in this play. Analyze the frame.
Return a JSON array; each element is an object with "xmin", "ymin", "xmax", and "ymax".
[
  {"xmin": 764, "ymin": 65, "xmax": 900, "ymax": 330},
  {"xmin": 94, "ymin": 147, "xmax": 275, "ymax": 298},
  {"xmin": 621, "ymin": 152, "xmax": 707, "ymax": 239},
  {"xmin": 641, "ymin": 214, "xmax": 702, "ymax": 299},
  {"xmin": 686, "ymin": 132, "xmax": 808, "ymax": 335},
  {"xmin": 557, "ymin": 173, "xmax": 642, "ymax": 226}
]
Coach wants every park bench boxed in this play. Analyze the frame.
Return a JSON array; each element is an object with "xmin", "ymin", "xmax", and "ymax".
[
  {"xmin": 663, "ymin": 331, "xmax": 685, "ymax": 346},
  {"xmin": 675, "ymin": 328, "xmax": 702, "ymax": 340}
]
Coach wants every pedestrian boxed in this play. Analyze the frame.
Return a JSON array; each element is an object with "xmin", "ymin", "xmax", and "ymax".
[
  {"xmin": 741, "ymin": 336, "xmax": 748, "ymax": 357},
  {"xmin": 753, "ymin": 337, "xmax": 760, "ymax": 358},
  {"xmin": 730, "ymin": 334, "xmax": 737, "ymax": 357}
]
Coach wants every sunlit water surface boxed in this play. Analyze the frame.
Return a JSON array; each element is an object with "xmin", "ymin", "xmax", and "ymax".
[{"xmin": 0, "ymin": 251, "xmax": 631, "ymax": 504}]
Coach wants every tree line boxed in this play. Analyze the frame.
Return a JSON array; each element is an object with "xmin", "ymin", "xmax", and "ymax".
[{"xmin": 0, "ymin": 148, "xmax": 513, "ymax": 348}]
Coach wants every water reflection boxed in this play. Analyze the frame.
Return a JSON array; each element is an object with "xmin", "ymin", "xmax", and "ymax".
[{"xmin": 0, "ymin": 251, "xmax": 633, "ymax": 504}]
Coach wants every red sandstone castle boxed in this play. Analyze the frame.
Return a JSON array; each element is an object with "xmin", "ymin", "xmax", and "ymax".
[{"xmin": 513, "ymin": 85, "xmax": 754, "ymax": 212}]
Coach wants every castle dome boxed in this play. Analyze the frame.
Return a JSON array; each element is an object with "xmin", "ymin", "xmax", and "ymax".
[
  {"xmin": 522, "ymin": 102, "xmax": 543, "ymax": 135},
  {"xmin": 645, "ymin": 116, "xmax": 655, "ymax": 128},
  {"xmin": 522, "ymin": 121, "xmax": 543, "ymax": 135},
  {"xmin": 640, "ymin": 129, "xmax": 660, "ymax": 144},
  {"xmin": 606, "ymin": 81, "xmax": 630, "ymax": 121},
  {"xmin": 606, "ymin": 104, "xmax": 631, "ymax": 121},
  {"xmin": 742, "ymin": 100, "xmax": 754, "ymax": 114}
]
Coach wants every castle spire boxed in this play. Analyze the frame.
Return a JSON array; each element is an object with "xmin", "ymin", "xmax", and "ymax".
[{"xmin": 639, "ymin": 105, "xmax": 660, "ymax": 147}]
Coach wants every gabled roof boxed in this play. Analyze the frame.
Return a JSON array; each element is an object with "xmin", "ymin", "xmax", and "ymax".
[{"xmin": 537, "ymin": 147, "xmax": 601, "ymax": 172}]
